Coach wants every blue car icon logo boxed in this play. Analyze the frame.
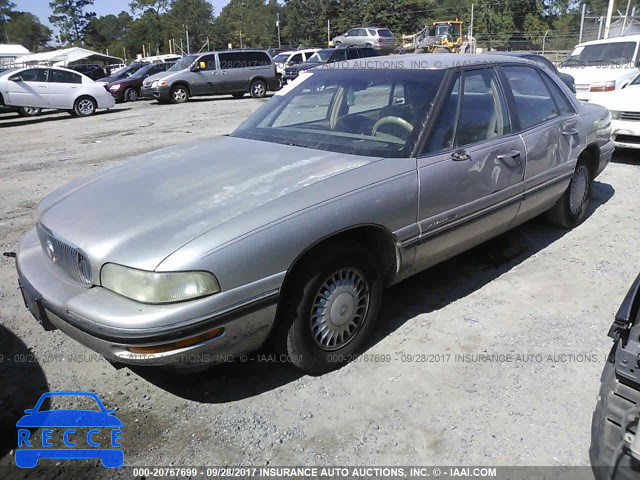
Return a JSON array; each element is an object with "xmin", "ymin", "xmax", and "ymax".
[{"xmin": 16, "ymin": 391, "xmax": 123, "ymax": 468}]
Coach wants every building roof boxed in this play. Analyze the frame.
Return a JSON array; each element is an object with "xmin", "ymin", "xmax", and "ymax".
[
  {"xmin": 0, "ymin": 44, "xmax": 30, "ymax": 56},
  {"xmin": 14, "ymin": 47, "xmax": 123, "ymax": 66}
]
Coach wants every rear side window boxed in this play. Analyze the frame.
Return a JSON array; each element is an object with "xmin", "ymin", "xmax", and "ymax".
[
  {"xmin": 424, "ymin": 68, "xmax": 510, "ymax": 153},
  {"xmin": 50, "ymin": 69, "xmax": 82, "ymax": 84},
  {"xmin": 220, "ymin": 52, "xmax": 271, "ymax": 69},
  {"xmin": 501, "ymin": 66, "xmax": 560, "ymax": 129},
  {"xmin": 540, "ymin": 72, "xmax": 576, "ymax": 115},
  {"xmin": 377, "ymin": 29, "xmax": 394, "ymax": 37}
]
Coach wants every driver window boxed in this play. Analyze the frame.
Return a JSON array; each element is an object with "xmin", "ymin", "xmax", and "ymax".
[{"xmin": 15, "ymin": 68, "xmax": 48, "ymax": 82}]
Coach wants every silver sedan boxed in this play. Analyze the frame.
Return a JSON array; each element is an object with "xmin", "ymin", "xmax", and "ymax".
[{"xmin": 16, "ymin": 55, "xmax": 614, "ymax": 374}]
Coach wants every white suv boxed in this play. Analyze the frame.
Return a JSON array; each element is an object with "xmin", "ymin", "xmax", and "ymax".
[
  {"xmin": 272, "ymin": 49, "xmax": 319, "ymax": 77},
  {"xmin": 559, "ymin": 34, "xmax": 640, "ymax": 102}
]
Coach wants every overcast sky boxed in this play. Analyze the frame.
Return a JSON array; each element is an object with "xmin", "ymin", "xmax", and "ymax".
[{"xmin": 14, "ymin": 0, "xmax": 231, "ymax": 28}]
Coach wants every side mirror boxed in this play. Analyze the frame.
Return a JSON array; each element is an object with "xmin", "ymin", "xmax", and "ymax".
[
  {"xmin": 9, "ymin": 75, "xmax": 23, "ymax": 82},
  {"xmin": 190, "ymin": 64, "xmax": 200, "ymax": 72}
]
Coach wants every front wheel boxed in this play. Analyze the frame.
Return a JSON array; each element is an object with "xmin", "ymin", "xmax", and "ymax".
[
  {"xmin": 250, "ymin": 79, "xmax": 267, "ymax": 98},
  {"xmin": 124, "ymin": 88, "xmax": 139, "ymax": 102},
  {"xmin": 18, "ymin": 106, "xmax": 41, "ymax": 117},
  {"xmin": 271, "ymin": 241, "xmax": 383, "ymax": 375},
  {"xmin": 170, "ymin": 85, "xmax": 189, "ymax": 104},
  {"xmin": 545, "ymin": 157, "xmax": 593, "ymax": 228},
  {"xmin": 73, "ymin": 96, "xmax": 97, "ymax": 117}
]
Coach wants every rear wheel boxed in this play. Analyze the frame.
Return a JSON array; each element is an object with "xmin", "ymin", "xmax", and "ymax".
[
  {"xmin": 73, "ymin": 96, "xmax": 97, "ymax": 117},
  {"xmin": 170, "ymin": 85, "xmax": 189, "ymax": 104},
  {"xmin": 250, "ymin": 79, "xmax": 267, "ymax": 98},
  {"xmin": 334, "ymin": 41, "xmax": 342, "ymax": 47},
  {"xmin": 270, "ymin": 241, "xmax": 383, "ymax": 375},
  {"xmin": 546, "ymin": 156, "xmax": 593, "ymax": 228},
  {"xmin": 18, "ymin": 106, "xmax": 41, "ymax": 117},
  {"xmin": 124, "ymin": 87, "xmax": 139, "ymax": 102}
]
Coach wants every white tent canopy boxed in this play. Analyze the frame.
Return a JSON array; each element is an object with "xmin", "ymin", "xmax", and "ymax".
[
  {"xmin": 14, "ymin": 47, "xmax": 123, "ymax": 67},
  {"xmin": 0, "ymin": 44, "xmax": 30, "ymax": 67}
]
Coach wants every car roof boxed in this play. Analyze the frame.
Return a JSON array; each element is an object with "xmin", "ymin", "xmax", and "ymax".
[
  {"xmin": 327, "ymin": 53, "xmax": 530, "ymax": 70},
  {"xmin": 577, "ymin": 34, "xmax": 640, "ymax": 47},
  {"xmin": 486, "ymin": 51, "xmax": 540, "ymax": 57}
]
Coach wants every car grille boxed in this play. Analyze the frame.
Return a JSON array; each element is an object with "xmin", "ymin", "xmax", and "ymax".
[
  {"xmin": 619, "ymin": 111, "xmax": 640, "ymax": 121},
  {"xmin": 36, "ymin": 223, "xmax": 92, "ymax": 286},
  {"xmin": 614, "ymin": 134, "xmax": 640, "ymax": 145}
]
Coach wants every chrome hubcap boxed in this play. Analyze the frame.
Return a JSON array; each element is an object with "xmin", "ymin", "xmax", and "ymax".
[
  {"xmin": 173, "ymin": 89, "xmax": 186, "ymax": 101},
  {"xmin": 23, "ymin": 107, "xmax": 38, "ymax": 114},
  {"xmin": 569, "ymin": 166, "xmax": 589, "ymax": 214},
  {"xmin": 127, "ymin": 90, "xmax": 137, "ymax": 101},
  {"xmin": 253, "ymin": 83, "xmax": 265, "ymax": 96},
  {"xmin": 78, "ymin": 99, "xmax": 94, "ymax": 115},
  {"xmin": 310, "ymin": 268, "xmax": 370, "ymax": 351}
]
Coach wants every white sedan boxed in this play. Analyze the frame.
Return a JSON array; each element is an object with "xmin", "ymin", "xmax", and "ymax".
[
  {"xmin": 0, "ymin": 66, "xmax": 115, "ymax": 117},
  {"xmin": 592, "ymin": 74, "xmax": 640, "ymax": 149}
]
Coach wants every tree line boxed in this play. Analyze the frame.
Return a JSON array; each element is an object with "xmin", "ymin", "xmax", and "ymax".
[{"xmin": 0, "ymin": 0, "xmax": 618, "ymax": 57}]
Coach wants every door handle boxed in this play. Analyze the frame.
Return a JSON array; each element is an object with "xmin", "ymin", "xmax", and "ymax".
[
  {"xmin": 496, "ymin": 150, "xmax": 521, "ymax": 161},
  {"xmin": 562, "ymin": 129, "xmax": 579, "ymax": 136},
  {"xmin": 37, "ymin": 85, "xmax": 46, "ymax": 88},
  {"xmin": 451, "ymin": 150, "xmax": 469, "ymax": 161}
]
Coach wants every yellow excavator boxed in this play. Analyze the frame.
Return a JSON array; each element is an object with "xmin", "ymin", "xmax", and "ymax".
[{"xmin": 402, "ymin": 18, "xmax": 475, "ymax": 54}]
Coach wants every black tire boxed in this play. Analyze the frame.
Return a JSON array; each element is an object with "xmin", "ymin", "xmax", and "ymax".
[
  {"xmin": 169, "ymin": 85, "xmax": 189, "ymax": 104},
  {"xmin": 334, "ymin": 41, "xmax": 342, "ymax": 47},
  {"xmin": 545, "ymin": 156, "xmax": 593, "ymax": 228},
  {"xmin": 590, "ymin": 344, "xmax": 640, "ymax": 479},
  {"xmin": 270, "ymin": 241, "xmax": 383, "ymax": 375},
  {"xmin": 232, "ymin": 92, "xmax": 245, "ymax": 99},
  {"xmin": 73, "ymin": 96, "xmax": 97, "ymax": 117},
  {"xmin": 250, "ymin": 79, "xmax": 267, "ymax": 99},
  {"xmin": 124, "ymin": 88, "xmax": 139, "ymax": 102},
  {"xmin": 18, "ymin": 106, "xmax": 41, "ymax": 117}
]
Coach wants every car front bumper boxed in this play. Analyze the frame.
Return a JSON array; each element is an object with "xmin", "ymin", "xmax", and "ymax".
[
  {"xmin": 16, "ymin": 227, "xmax": 281, "ymax": 370},
  {"xmin": 146, "ymin": 85, "xmax": 172, "ymax": 102},
  {"xmin": 612, "ymin": 119, "xmax": 640, "ymax": 149}
]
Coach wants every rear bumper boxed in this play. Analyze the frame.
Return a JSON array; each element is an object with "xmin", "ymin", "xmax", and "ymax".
[{"xmin": 16, "ymin": 227, "xmax": 280, "ymax": 369}]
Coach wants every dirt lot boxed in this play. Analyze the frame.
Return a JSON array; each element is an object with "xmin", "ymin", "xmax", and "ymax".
[{"xmin": 0, "ymin": 97, "xmax": 639, "ymax": 476}]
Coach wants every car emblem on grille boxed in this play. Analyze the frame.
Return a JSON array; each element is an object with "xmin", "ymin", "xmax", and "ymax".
[{"xmin": 45, "ymin": 239, "xmax": 56, "ymax": 263}]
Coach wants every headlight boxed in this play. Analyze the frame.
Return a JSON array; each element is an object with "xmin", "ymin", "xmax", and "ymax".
[
  {"xmin": 151, "ymin": 80, "xmax": 158, "ymax": 88},
  {"xmin": 590, "ymin": 81, "xmax": 616, "ymax": 92},
  {"xmin": 100, "ymin": 263, "xmax": 220, "ymax": 304},
  {"xmin": 610, "ymin": 110, "xmax": 620, "ymax": 119},
  {"xmin": 109, "ymin": 84, "xmax": 121, "ymax": 91}
]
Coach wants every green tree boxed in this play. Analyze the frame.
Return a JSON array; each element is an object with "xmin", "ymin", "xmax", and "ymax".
[
  {"xmin": 218, "ymin": 0, "xmax": 280, "ymax": 48},
  {"xmin": 4, "ymin": 12, "xmax": 52, "ymax": 50},
  {"xmin": 0, "ymin": 0, "xmax": 15, "ymax": 42},
  {"xmin": 83, "ymin": 11, "xmax": 133, "ymax": 52},
  {"xmin": 168, "ymin": 0, "xmax": 215, "ymax": 52},
  {"xmin": 49, "ymin": 0, "xmax": 96, "ymax": 45}
]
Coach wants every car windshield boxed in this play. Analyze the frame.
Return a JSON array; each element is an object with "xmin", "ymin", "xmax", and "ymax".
[
  {"xmin": 273, "ymin": 53, "xmax": 290, "ymax": 63},
  {"xmin": 232, "ymin": 69, "xmax": 445, "ymax": 158},
  {"xmin": 307, "ymin": 50, "xmax": 334, "ymax": 63},
  {"xmin": 130, "ymin": 65, "xmax": 155, "ymax": 78},
  {"xmin": 169, "ymin": 55, "xmax": 198, "ymax": 71},
  {"xmin": 563, "ymin": 42, "xmax": 637, "ymax": 66}
]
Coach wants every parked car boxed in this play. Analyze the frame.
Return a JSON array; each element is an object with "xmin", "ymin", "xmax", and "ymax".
[
  {"xmin": 0, "ymin": 66, "xmax": 115, "ymax": 117},
  {"xmin": 283, "ymin": 47, "xmax": 379, "ymax": 83},
  {"xmin": 488, "ymin": 51, "xmax": 576, "ymax": 93},
  {"xmin": 272, "ymin": 49, "xmax": 320, "ymax": 78},
  {"xmin": 16, "ymin": 54, "xmax": 613, "ymax": 376},
  {"xmin": 590, "ymin": 273, "xmax": 640, "ymax": 479},
  {"xmin": 69, "ymin": 63, "xmax": 108, "ymax": 81},
  {"xmin": 107, "ymin": 62, "xmax": 176, "ymax": 103},
  {"xmin": 142, "ymin": 50, "xmax": 278, "ymax": 103},
  {"xmin": 559, "ymin": 34, "xmax": 640, "ymax": 102},
  {"xmin": 96, "ymin": 62, "xmax": 149, "ymax": 87},
  {"xmin": 586, "ymin": 73, "xmax": 640, "ymax": 150},
  {"xmin": 332, "ymin": 27, "xmax": 396, "ymax": 53}
]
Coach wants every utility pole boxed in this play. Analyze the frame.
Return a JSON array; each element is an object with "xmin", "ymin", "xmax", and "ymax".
[
  {"xmin": 327, "ymin": 19, "xmax": 331, "ymax": 46},
  {"xmin": 469, "ymin": 3, "xmax": 474, "ymax": 39},
  {"xmin": 604, "ymin": 0, "xmax": 615, "ymax": 38},
  {"xmin": 622, "ymin": 0, "xmax": 631, "ymax": 36},
  {"xmin": 184, "ymin": 25, "xmax": 190, "ymax": 55},
  {"xmin": 276, "ymin": 13, "xmax": 281, "ymax": 48},
  {"xmin": 579, "ymin": 3, "xmax": 586, "ymax": 43},
  {"xmin": 598, "ymin": 16, "xmax": 604, "ymax": 39}
]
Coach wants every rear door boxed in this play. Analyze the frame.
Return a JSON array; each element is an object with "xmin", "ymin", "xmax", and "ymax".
[
  {"xmin": 497, "ymin": 65, "xmax": 582, "ymax": 221},
  {"xmin": 413, "ymin": 67, "xmax": 526, "ymax": 270},
  {"xmin": 47, "ymin": 69, "xmax": 83, "ymax": 108},
  {"xmin": 218, "ymin": 52, "xmax": 247, "ymax": 92},
  {"xmin": 6, "ymin": 68, "xmax": 49, "ymax": 107}
]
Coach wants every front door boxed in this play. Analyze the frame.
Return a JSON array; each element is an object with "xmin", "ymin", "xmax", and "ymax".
[
  {"xmin": 190, "ymin": 54, "xmax": 219, "ymax": 95},
  {"xmin": 413, "ymin": 67, "xmax": 526, "ymax": 271},
  {"xmin": 6, "ymin": 68, "xmax": 49, "ymax": 107}
]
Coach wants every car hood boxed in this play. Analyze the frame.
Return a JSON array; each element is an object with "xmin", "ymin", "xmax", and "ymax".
[
  {"xmin": 37, "ymin": 136, "xmax": 381, "ymax": 272},
  {"xmin": 557, "ymin": 65, "xmax": 637, "ymax": 85},
  {"xmin": 108, "ymin": 76, "xmax": 142, "ymax": 88},
  {"xmin": 143, "ymin": 71, "xmax": 172, "ymax": 85}
]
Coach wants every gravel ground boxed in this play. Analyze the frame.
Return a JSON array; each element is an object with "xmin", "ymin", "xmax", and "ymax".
[{"xmin": 0, "ymin": 97, "xmax": 638, "ymax": 477}]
